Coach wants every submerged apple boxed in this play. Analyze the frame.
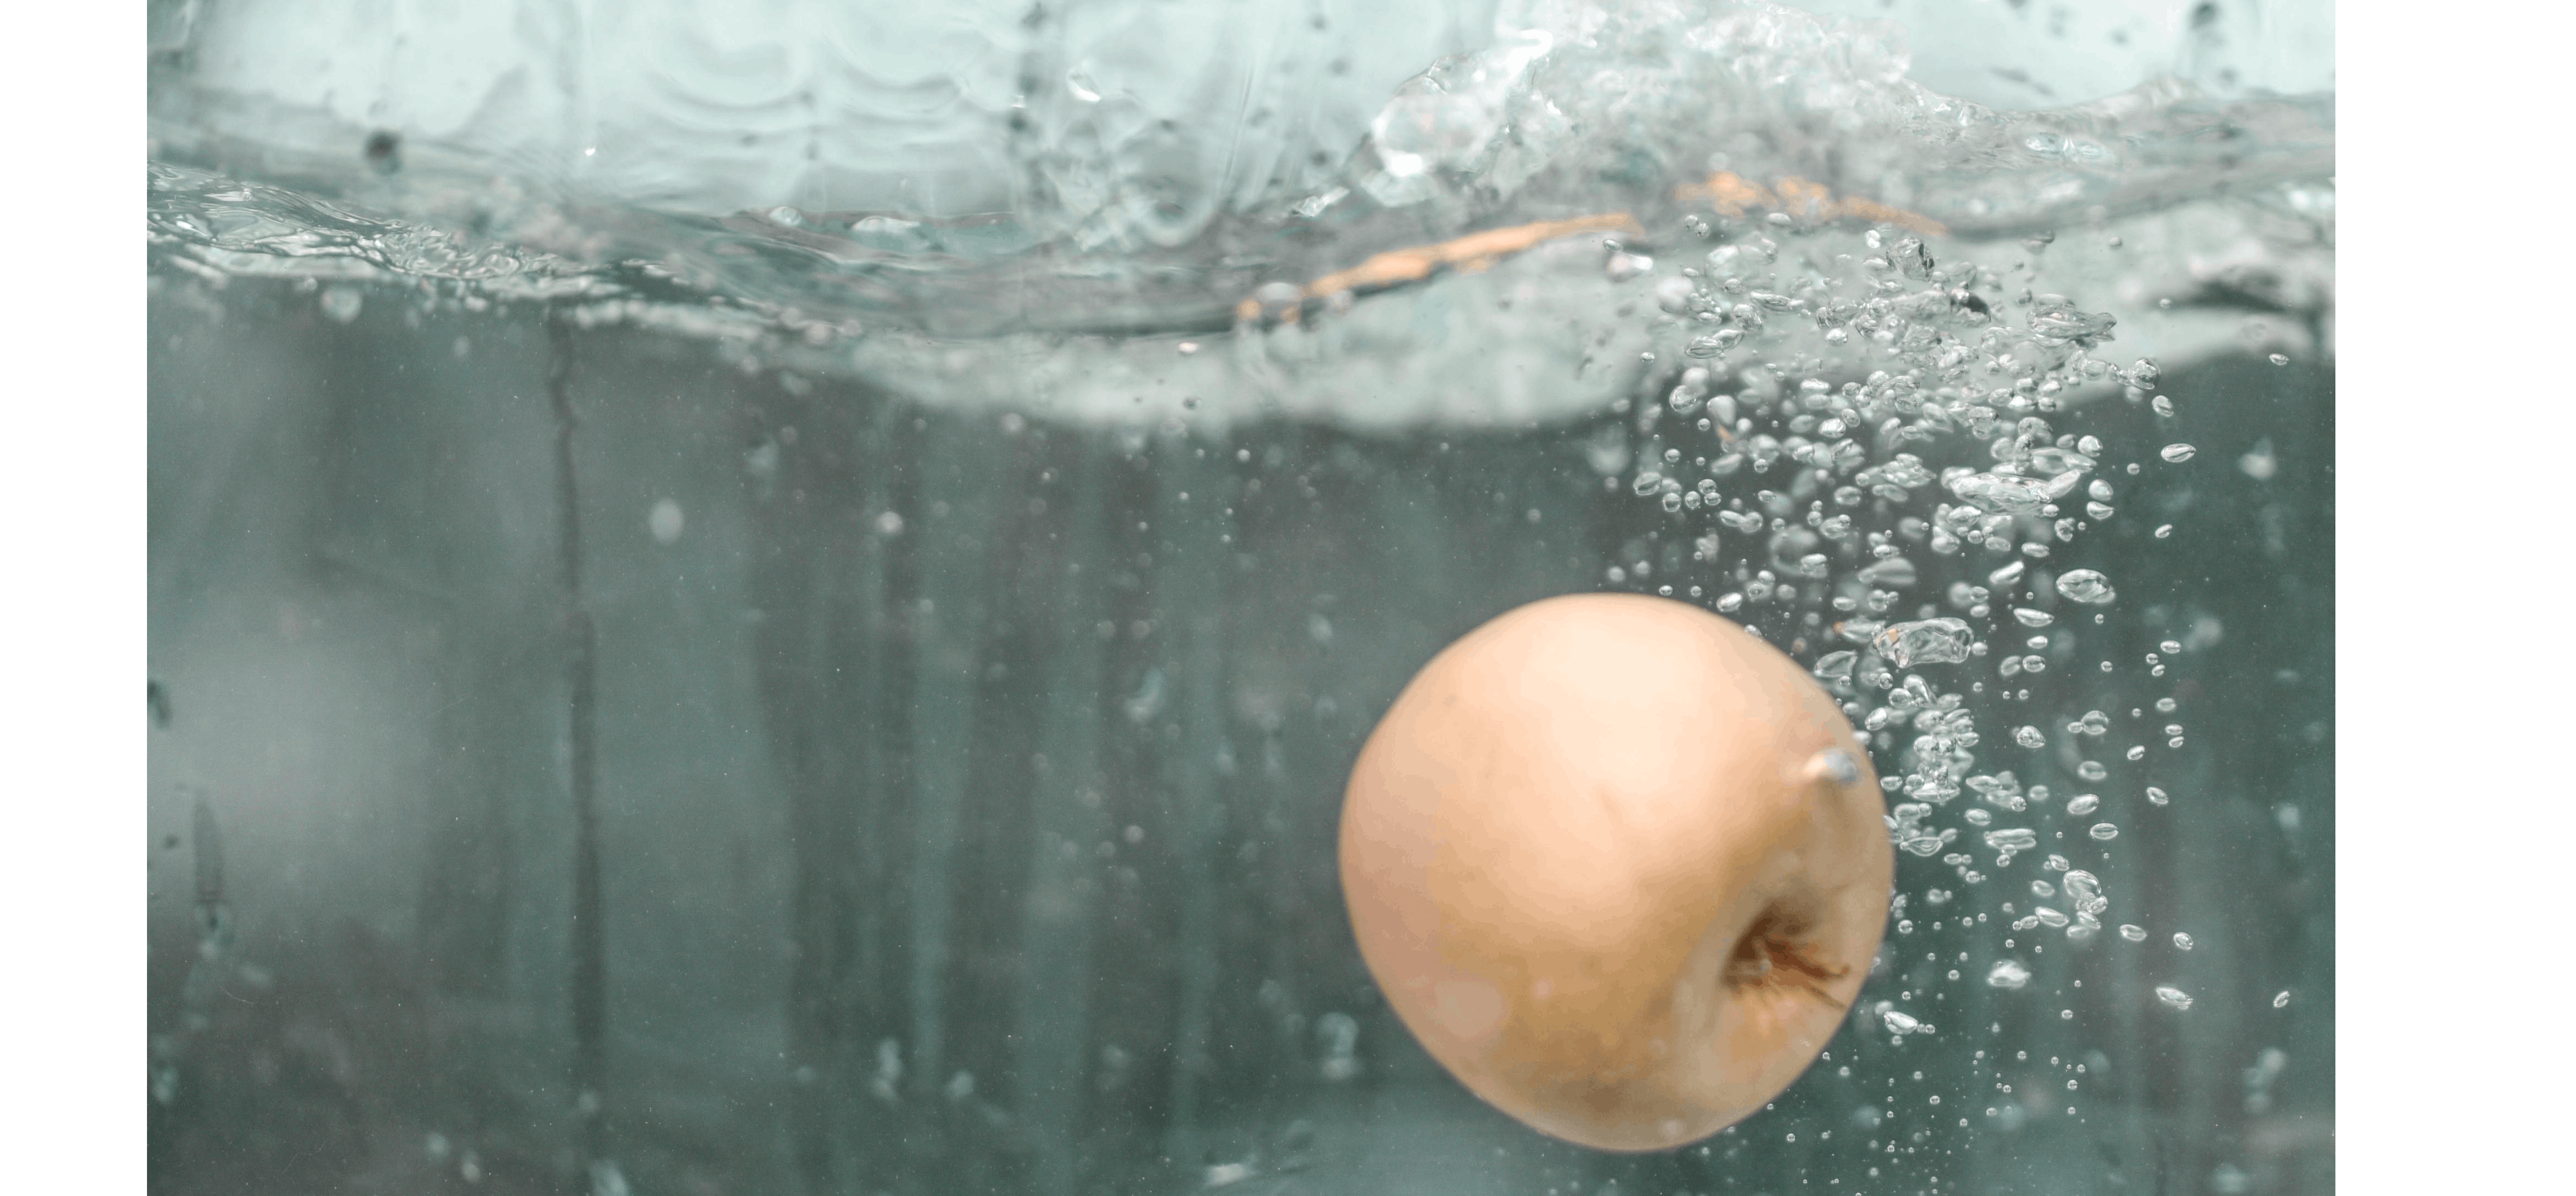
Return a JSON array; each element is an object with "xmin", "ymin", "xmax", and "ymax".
[{"xmin": 1339, "ymin": 593, "xmax": 1892, "ymax": 1151}]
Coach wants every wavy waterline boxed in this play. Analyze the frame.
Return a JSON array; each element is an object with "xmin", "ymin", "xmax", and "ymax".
[{"xmin": 148, "ymin": 0, "xmax": 2330, "ymax": 427}]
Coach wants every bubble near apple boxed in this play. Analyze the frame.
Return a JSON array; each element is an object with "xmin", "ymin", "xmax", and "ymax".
[{"xmin": 1338, "ymin": 593, "xmax": 1893, "ymax": 1151}]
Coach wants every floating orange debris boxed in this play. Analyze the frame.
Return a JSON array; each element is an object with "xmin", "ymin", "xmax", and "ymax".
[
  {"xmin": 1235, "ymin": 175, "xmax": 1938, "ymax": 326},
  {"xmin": 1236, "ymin": 212, "xmax": 1646, "ymax": 325},
  {"xmin": 1673, "ymin": 171, "xmax": 1947, "ymax": 237}
]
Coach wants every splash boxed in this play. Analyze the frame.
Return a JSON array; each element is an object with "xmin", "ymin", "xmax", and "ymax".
[{"xmin": 149, "ymin": 0, "xmax": 2330, "ymax": 427}]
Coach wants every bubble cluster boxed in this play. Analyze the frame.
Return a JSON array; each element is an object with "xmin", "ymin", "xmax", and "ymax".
[{"xmin": 1606, "ymin": 216, "xmax": 2210, "ymax": 1054}]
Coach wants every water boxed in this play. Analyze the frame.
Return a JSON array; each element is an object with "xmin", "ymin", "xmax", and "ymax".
[{"xmin": 149, "ymin": 1, "xmax": 2332, "ymax": 1193}]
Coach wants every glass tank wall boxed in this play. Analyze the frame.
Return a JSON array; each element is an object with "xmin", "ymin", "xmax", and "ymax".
[{"xmin": 146, "ymin": 2, "xmax": 2333, "ymax": 1193}]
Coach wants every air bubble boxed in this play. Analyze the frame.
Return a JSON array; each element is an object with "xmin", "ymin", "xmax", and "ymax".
[
  {"xmin": 1946, "ymin": 472, "xmax": 2056, "ymax": 515},
  {"xmin": 2061, "ymin": 870, "xmax": 2105, "ymax": 916},
  {"xmin": 320, "ymin": 287, "xmax": 364, "ymax": 324},
  {"xmin": 1811, "ymin": 748, "xmax": 1863, "ymax": 786},
  {"xmin": 1984, "ymin": 828, "xmax": 2039, "ymax": 856},
  {"xmin": 2055, "ymin": 570, "xmax": 2117, "ymax": 604},
  {"xmin": 2154, "ymin": 985, "xmax": 2193, "ymax": 1011},
  {"xmin": 1874, "ymin": 618, "xmax": 1974, "ymax": 667},
  {"xmin": 2118, "ymin": 925, "xmax": 2147, "ymax": 942},
  {"xmin": 648, "ymin": 499, "xmax": 685, "ymax": 544},
  {"xmin": 2171, "ymin": 933, "xmax": 2194, "ymax": 951},
  {"xmin": 2088, "ymin": 823, "xmax": 2118, "ymax": 841},
  {"xmin": 2159, "ymin": 444, "xmax": 2196, "ymax": 463}
]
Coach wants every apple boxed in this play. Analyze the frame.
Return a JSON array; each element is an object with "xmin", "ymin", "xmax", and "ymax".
[{"xmin": 1339, "ymin": 593, "xmax": 1892, "ymax": 1151}]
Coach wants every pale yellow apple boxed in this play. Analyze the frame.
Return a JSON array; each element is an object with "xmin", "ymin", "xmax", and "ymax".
[{"xmin": 1339, "ymin": 593, "xmax": 1892, "ymax": 1151}]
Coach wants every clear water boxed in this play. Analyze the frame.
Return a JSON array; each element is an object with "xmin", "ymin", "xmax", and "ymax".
[{"xmin": 148, "ymin": 1, "xmax": 2333, "ymax": 1193}]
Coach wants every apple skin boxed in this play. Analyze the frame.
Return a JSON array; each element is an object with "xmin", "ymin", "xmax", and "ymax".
[{"xmin": 1338, "ymin": 593, "xmax": 1892, "ymax": 1152}]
